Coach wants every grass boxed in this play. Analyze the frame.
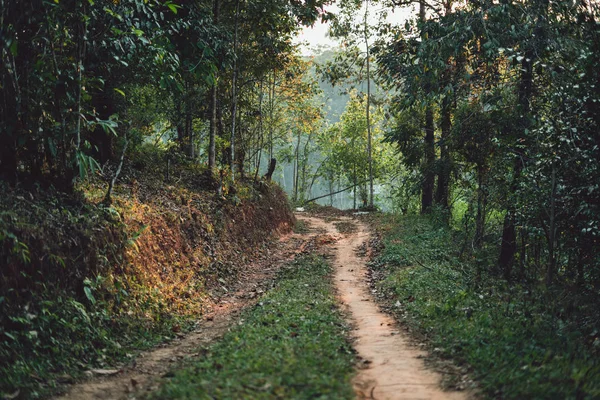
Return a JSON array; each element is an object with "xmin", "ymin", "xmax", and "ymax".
[
  {"xmin": 0, "ymin": 290, "xmax": 192, "ymax": 399},
  {"xmin": 151, "ymin": 254, "xmax": 356, "ymax": 400},
  {"xmin": 293, "ymin": 219, "xmax": 310, "ymax": 234},
  {"xmin": 333, "ymin": 221, "xmax": 357, "ymax": 234},
  {"xmin": 0, "ymin": 147, "xmax": 294, "ymax": 399},
  {"xmin": 371, "ymin": 214, "xmax": 600, "ymax": 400}
]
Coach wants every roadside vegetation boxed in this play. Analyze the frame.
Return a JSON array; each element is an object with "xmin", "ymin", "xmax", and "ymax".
[
  {"xmin": 369, "ymin": 213, "xmax": 600, "ymax": 400},
  {"xmin": 0, "ymin": 147, "xmax": 293, "ymax": 399},
  {"xmin": 151, "ymin": 254, "xmax": 356, "ymax": 400}
]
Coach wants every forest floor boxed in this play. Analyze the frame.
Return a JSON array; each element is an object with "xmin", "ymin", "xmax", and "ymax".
[{"xmin": 54, "ymin": 211, "xmax": 469, "ymax": 400}]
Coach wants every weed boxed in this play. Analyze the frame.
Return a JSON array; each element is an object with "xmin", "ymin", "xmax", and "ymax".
[
  {"xmin": 0, "ymin": 149, "xmax": 294, "ymax": 399},
  {"xmin": 371, "ymin": 215, "xmax": 600, "ymax": 399},
  {"xmin": 151, "ymin": 255, "xmax": 356, "ymax": 399},
  {"xmin": 293, "ymin": 219, "xmax": 310, "ymax": 234}
]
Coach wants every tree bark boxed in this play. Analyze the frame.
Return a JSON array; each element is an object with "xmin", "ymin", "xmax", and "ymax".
[
  {"xmin": 103, "ymin": 137, "xmax": 128, "ymax": 205},
  {"xmin": 435, "ymin": 96, "xmax": 451, "ymax": 210},
  {"xmin": 474, "ymin": 163, "xmax": 487, "ymax": 249},
  {"xmin": 208, "ymin": 0, "xmax": 219, "ymax": 171},
  {"xmin": 420, "ymin": 0, "xmax": 435, "ymax": 214},
  {"xmin": 293, "ymin": 130, "xmax": 301, "ymax": 202},
  {"xmin": 264, "ymin": 158, "xmax": 276, "ymax": 181},
  {"xmin": 364, "ymin": 0, "xmax": 374, "ymax": 208},
  {"xmin": 499, "ymin": 52, "xmax": 533, "ymax": 280},
  {"xmin": 230, "ymin": 0, "xmax": 240, "ymax": 178},
  {"xmin": 422, "ymin": 106, "xmax": 435, "ymax": 213},
  {"xmin": 545, "ymin": 163, "xmax": 557, "ymax": 285}
]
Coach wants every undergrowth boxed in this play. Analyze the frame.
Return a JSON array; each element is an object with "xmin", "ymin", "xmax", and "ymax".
[
  {"xmin": 371, "ymin": 214, "xmax": 600, "ymax": 400},
  {"xmin": 0, "ymin": 147, "xmax": 294, "ymax": 399},
  {"xmin": 151, "ymin": 254, "xmax": 356, "ymax": 399}
]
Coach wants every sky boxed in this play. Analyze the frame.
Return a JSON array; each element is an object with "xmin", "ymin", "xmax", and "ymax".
[{"xmin": 293, "ymin": 2, "xmax": 417, "ymax": 56}]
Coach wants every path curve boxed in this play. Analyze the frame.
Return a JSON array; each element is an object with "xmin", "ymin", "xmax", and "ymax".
[{"xmin": 298, "ymin": 214, "xmax": 468, "ymax": 400}]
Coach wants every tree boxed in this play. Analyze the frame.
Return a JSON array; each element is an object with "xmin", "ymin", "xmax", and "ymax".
[{"xmin": 320, "ymin": 0, "xmax": 382, "ymax": 208}]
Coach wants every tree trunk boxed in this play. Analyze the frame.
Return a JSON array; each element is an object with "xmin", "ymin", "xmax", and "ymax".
[
  {"xmin": 364, "ymin": 0, "xmax": 374, "ymax": 208},
  {"xmin": 186, "ymin": 95, "xmax": 194, "ymax": 158},
  {"xmin": 264, "ymin": 158, "xmax": 276, "ymax": 181},
  {"xmin": 499, "ymin": 0, "xmax": 548, "ymax": 281},
  {"xmin": 293, "ymin": 130, "xmax": 300, "ymax": 202},
  {"xmin": 499, "ymin": 210, "xmax": 517, "ymax": 280},
  {"xmin": 353, "ymin": 164, "xmax": 357, "ymax": 209},
  {"xmin": 435, "ymin": 96, "xmax": 451, "ymax": 210},
  {"xmin": 268, "ymin": 69, "xmax": 276, "ymax": 160},
  {"xmin": 545, "ymin": 163, "xmax": 557, "ymax": 285},
  {"xmin": 254, "ymin": 81, "xmax": 265, "ymax": 181},
  {"xmin": 474, "ymin": 163, "xmax": 487, "ymax": 249},
  {"xmin": 422, "ymin": 107, "xmax": 435, "ymax": 213},
  {"xmin": 230, "ymin": 0, "xmax": 240, "ymax": 178},
  {"xmin": 208, "ymin": 0, "xmax": 219, "ymax": 171},
  {"xmin": 499, "ymin": 56, "xmax": 532, "ymax": 279},
  {"xmin": 420, "ymin": 0, "xmax": 435, "ymax": 214}
]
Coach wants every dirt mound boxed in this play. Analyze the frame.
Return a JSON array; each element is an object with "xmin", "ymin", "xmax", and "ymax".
[{"xmin": 0, "ymin": 156, "xmax": 294, "ymax": 398}]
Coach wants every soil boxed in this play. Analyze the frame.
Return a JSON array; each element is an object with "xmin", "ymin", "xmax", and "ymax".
[
  {"xmin": 54, "ymin": 229, "xmax": 310, "ymax": 400},
  {"xmin": 297, "ymin": 214, "xmax": 469, "ymax": 400},
  {"xmin": 56, "ymin": 212, "xmax": 471, "ymax": 400}
]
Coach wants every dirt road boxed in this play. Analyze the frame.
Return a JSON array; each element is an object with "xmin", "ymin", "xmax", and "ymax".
[
  {"xmin": 55, "ymin": 229, "xmax": 308, "ymax": 400},
  {"xmin": 56, "ymin": 213, "xmax": 468, "ymax": 400},
  {"xmin": 298, "ymin": 214, "xmax": 467, "ymax": 400}
]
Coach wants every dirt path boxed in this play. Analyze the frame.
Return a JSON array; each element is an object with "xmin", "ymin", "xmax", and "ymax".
[
  {"xmin": 56, "ymin": 213, "xmax": 469, "ymax": 400},
  {"xmin": 55, "ymin": 229, "xmax": 311, "ymax": 400},
  {"xmin": 298, "ymin": 214, "xmax": 468, "ymax": 400}
]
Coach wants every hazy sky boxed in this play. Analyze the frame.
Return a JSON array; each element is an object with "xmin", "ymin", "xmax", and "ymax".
[{"xmin": 294, "ymin": 2, "xmax": 417, "ymax": 55}]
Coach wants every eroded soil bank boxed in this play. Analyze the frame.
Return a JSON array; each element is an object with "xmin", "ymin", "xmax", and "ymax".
[
  {"xmin": 53, "ymin": 220, "xmax": 320, "ymax": 400},
  {"xmin": 55, "ymin": 212, "xmax": 471, "ymax": 400},
  {"xmin": 298, "ymin": 214, "xmax": 468, "ymax": 400}
]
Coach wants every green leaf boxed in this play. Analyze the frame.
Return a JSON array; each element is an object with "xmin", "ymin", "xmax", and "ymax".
[
  {"xmin": 9, "ymin": 40, "xmax": 17, "ymax": 57},
  {"xmin": 114, "ymin": 88, "xmax": 126, "ymax": 97},
  {"xmin": 165, "ymin": 2, "xmax": 181, "ymax": 14},
  {"xmin": 84, "ymin": 286, "xmax": 96, "ymax": 305}
]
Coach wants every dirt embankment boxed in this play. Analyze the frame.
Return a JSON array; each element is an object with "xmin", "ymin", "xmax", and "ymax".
[{"xmin": 0, "ymin": 159, "xmax": 294, "ymax": 398}]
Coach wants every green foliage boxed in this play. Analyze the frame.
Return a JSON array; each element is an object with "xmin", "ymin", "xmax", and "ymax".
[
  {"xmin": 375, "ymin": 1, "xmax": 600, "ymax": 284},
  {"xmin": 152, "ymin": 255, "xmax": 356, "ymax": 399},
  {"xmin": 316, "ymin": 90, "xmax": 393, "ymax": 207},
  {"xmin": 373, "ymin": 215, "xmax": 600, "ymax": 399},
  {"xmin": 0, "ymin": 151, "xmax": 296, "ymax": 398},
  {"xmin": 0, "ymin": 286, "xmax": 189, "ymax": 399}
]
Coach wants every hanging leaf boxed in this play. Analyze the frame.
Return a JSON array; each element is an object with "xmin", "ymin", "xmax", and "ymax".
[{"xmin": 84, "ymin": 286, "xmax": 96, "ymax": 305}]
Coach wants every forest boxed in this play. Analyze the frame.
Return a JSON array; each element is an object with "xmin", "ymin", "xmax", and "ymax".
[{"xmin": 1, "ymin": 0, "xmax": 599, "ymax": 399}]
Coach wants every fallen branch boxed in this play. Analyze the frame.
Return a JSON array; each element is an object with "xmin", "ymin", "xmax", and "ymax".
[{"xmin": 303, "ymin": 180, "xmax": 368, "ymax": 205}]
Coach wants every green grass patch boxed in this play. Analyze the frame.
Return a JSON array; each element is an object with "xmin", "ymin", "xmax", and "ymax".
[
  {"xmin": 372, "ymin": 215, "xmax": 600, "ymax": 400},
  {"xmin": 293, "ymin": 219, "xmax": 310, "ymax": 234},
  {"xmin": 333, "ymin": 221, "xmax": 357, "ymax": 234},
  {"xmin": 152, "ymin": 254, "xmax": 356, "ymax": 400},
  {"xmin": 0, "ymin": 288, "xmax": 193, "ymax": 399}
]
